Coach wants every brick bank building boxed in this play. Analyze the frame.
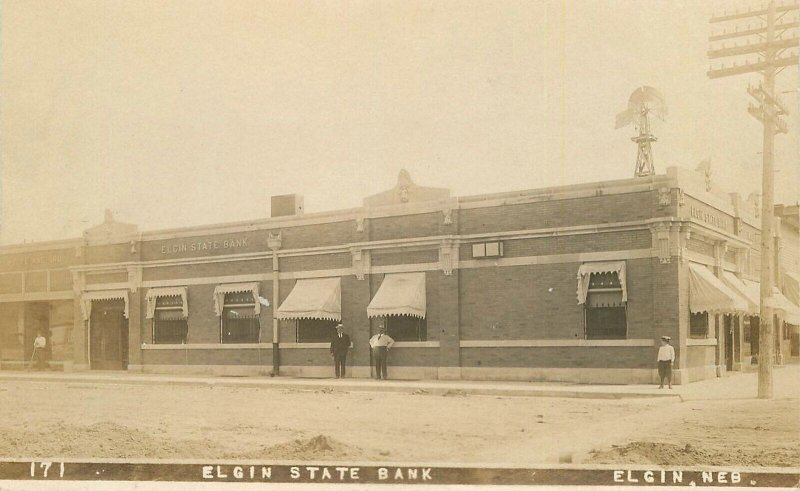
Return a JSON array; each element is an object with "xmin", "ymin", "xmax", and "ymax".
[{"xmin": 1, "ymin": 168, "xmax": 798, "ymax": 384}]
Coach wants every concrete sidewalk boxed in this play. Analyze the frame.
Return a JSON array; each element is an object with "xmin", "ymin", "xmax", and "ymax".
[
  {"xmin": 4, "ymin": 364, "xmax": 797, "ymax": 400},
  {"xmin": 0, "ymin": 369, "xmax": 688, "ymax": 400}
]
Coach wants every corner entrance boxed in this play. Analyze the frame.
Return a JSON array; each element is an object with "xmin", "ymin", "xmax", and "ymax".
[{"xmin": 89, "ymin": 299, "xmax": 128, "ymax": 370}]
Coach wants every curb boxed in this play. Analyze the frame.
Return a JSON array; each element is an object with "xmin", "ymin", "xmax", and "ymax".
[{"xmin": 0, "ymin": 372, "xmax": 682, "ymax": 400}]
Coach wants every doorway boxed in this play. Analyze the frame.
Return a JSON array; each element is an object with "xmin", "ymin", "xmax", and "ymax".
[
  {"xmin": 724, "ymin": 315, "xmax": 734, "ymax": 371},
  {"xmin": 89, "ymin": 300, "xmax": 128, "ymax": 370}
]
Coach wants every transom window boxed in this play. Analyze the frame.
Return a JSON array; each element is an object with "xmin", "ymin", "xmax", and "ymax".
[{"xmin": 221, "ymin": 292, "xmax": 260, "ymax": 343}]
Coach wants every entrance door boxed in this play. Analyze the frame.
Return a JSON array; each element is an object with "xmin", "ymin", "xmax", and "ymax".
[
  {"xmin": 89, "ymin": 300, "xmax": 128, "ymax": 370},
  {"xmin": 724, "ymin": 315, "xmax": 734, "ymax": 371}
]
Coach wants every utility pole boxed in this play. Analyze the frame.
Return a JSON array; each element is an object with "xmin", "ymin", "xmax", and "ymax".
[{"xmin": 708, "ymin": 1, "xmax": 799, "ymax": 399}]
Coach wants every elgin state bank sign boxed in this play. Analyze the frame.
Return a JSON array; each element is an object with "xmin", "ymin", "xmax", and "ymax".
[{"xmin": 160, "ymin": 237, "xmax": 250, "ymax": 255}]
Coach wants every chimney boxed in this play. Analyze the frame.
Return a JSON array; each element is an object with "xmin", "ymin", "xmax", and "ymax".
[{"xmin": 271, "ymin": 194, "xmax": 304, "ymax": 218}]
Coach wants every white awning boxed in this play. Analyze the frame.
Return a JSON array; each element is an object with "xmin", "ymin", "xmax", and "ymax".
[
  {"xmin": 213, "ymin": 282, "xmax": 261, "ymax": 317},
  {"xmin": 721, "ymin": 272, "xmax": 759, "ymax": 315},
  {"xmin": 765, "ymin": 288, "xmax": 800, "ymax": 325},
  {"xmin": 576, "ymin": 261, "xmax": 627, "ymax": 305},
  {"xmin": 276, "ymin": 277, "xmax": 341, "ymax": 321},
  {"xmin": 783, "ymin": 272, "xmax": 799, "ymax": 306},
  {"xmin": 81, "ymin": 289, "xmax": 129, "ymax": 320},
  {"xmin": 688, "ymin": 264, "xmax": 748, "ymax": 314},
  {"xmin": 367, "ymin": 272, "xmax": 426, "ymax": 318},
  {"xmin": 145, "ymin": 286, "xmax": 188, "ymax": 320}
]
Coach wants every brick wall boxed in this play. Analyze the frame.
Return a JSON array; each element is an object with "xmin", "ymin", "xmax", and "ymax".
[
  {"xmin": 86, "ymin": 272, "xmax": 128, "ymax": 285},
  {"xmin": 142, "ymin": 348, "xmax": 273, "ymax": 366},
  {"xmin": 280, "ymin": 253, "xmax": 351, "ymax": 272},
  {"xmin": 372, "ymin": 249, "xmax": 438, "ymax": 266},
  {"xmin": 85, "ymin": 244, "xmax": 132, "ymax": 265},
  {"xmin": 369, "ymin": 213, "xmax": 444, "ymax": 241},
  {"xmin": 459, "ymin": 263, "xmax": 584, "ymax": 340},
  {"xmin": 460, "ymin": 230, "xmax": 651, "ymax": 261},
  {"xmin": 142, "ymin": 260, "xmax": 269, "ymax": 282},
  {"xmin": 279, "ymin": 221, "xmax": 354, "ymax": 250},
  {"xmin": 458, "ymin": 191, "xmax": 659, "ymax": 236},
  {"xmin": 461, "ymin": 346, "xmax": 653, "ymax": 368},
  {"xmin": 687, "ymin": 239, "xmax": 714, "ymax": 258},
  {"xmin": 184, "ymin": 284, "xmax": 222, "ymax": 343}
]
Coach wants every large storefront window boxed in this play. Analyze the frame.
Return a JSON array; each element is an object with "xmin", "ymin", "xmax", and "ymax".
[
  {"xmin": 387, "ymin": 315, "xmax": 427, "ymax": 342},
  {"xmin": 153, "ymin": 296, "xmax": 188, "ymax": 344},
  {"xmin": 221, "ymin": 292, "xmax": 260, "ymax": 343},
  {"xmin": 690, "ymin": 312, "xmax": 709, "ymax": 338},
  {"xmin": 296, "ymin": 319, "xmax": 336, "ymax": 343},
  {"xmin": 584, "ymin": 272, "xmax": 627, "ymax": 339}
]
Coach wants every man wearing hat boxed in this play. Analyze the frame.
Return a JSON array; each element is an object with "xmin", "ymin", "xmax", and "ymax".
[
  {"xmin": 330, "ymin": 324, "xmax": 351, "ymax": 378},
  {"xmin": 657, "ymin": 335, "xmax": 675, "ymax": 389}
]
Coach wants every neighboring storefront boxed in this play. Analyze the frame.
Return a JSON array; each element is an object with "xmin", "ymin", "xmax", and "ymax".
[{"xmin": 1, "ymin": 167, "xmax": 798, "ymax": 384}]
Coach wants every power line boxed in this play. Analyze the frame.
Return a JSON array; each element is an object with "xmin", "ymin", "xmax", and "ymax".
[{"xmin": 708, "ymin": 0, "xmax": 799, "ymax": 399}]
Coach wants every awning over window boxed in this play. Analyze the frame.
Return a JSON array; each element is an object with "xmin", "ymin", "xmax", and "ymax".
[
  {"xmin": 81, "ymin": 289, "xmax": 129, "ymax": 320},
  {"xmin": 688, "ymin": 264, "xmax": 747, "ymax": 314},
  {"xmin": 721, "ymin": 272, "xmax": 760, "ymax": 315},
  {"xmin": 145, "ymin": 286, "xmax": 188, "ymax": 320},
  {"xmin": 276, "ymin": 277, "xmax": 341, "ymax": 321},
  {"xmin": 783, "ymin": 272, "xmax": 799, "ymax": 306},
  {"xmin": 765, "ymin": 288, "xmax": 800, "ymax": 325},
  {"xmin": 367, "ymin": 272, "xmax": 426, "ymax": 318},
  {"xmin": 576, "ymin": 261, "xmax": 627, "ymax": 305},
  {"xmin": 213, "ymin": 282, "xmax": 261, "ymax": 317}
]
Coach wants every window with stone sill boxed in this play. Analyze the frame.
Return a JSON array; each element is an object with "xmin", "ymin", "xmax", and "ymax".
[
  {"xmin": 221, "ymin": 292, "xmax": 260, "ymax": 344},
  {"xmin": 584, "ymin": 271, "xmax": 627, "ymax": 340},
  {"xmin": 153, "ymin": 295, "xmax": 188, "ymax": 344},
  {"xmin": 387, "ymin": 315, "xmax": 427, "ymax": 342},
  {"xmin": 690, "ymin": 312, "xmax": 709, "ymax": 338},
  {"xmin": 296, "ymin": 319, "xmax": 337, "ymax": 343}
]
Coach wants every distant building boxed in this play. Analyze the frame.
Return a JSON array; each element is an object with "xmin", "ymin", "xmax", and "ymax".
[{"xmin": 0, "ymin": 168, "xmax": 798, "ymax": 383}]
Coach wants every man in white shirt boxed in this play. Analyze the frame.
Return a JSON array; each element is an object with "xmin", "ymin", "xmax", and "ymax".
[
  {"xmin": 657, "ymin": 335, "xmax": 675, "ymax": 389},
  {"xmin": 368, "ymin": 323, "xmax": 394, "ymax": 380},
  {"xmin": 32, "ymin": 331, "xmax": 48, "ymax": 371}
]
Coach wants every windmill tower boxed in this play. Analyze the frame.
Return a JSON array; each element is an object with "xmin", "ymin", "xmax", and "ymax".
[{"xmin": 615, "ymin": 87, "xmax": 668, "ymax": 177}]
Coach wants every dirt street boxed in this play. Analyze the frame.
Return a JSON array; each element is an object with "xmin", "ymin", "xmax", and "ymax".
[{"xmin": 0, "ymin": 367, "xmax": 797, "ymax": 467}]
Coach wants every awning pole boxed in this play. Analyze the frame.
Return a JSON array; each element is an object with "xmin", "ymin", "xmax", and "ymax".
[{"xmin": 271, "ymin": 250, "xmax": 280, "ymax": 376}]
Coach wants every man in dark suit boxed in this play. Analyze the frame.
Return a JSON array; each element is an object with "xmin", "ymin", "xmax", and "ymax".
[{"xmin": 330, "ymin": 323, "xmax": 351, "ymax": 378}]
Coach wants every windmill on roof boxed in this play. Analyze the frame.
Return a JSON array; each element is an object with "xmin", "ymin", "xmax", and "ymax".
[{"xmin": 615, "ymin": 86, "xmax": 668, "ymax": 178}]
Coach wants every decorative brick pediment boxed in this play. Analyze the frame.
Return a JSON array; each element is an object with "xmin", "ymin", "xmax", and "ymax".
[
  {"xmin": 82, "ymin": 209, "xmax": 139, "ymax": 244},
  {"xmin": 363, "ymin": 170, "xmax": 450, "ymax": 207}
]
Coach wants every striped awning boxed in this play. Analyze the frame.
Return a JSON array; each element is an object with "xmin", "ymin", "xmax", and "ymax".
[
  {"xmin": 766, "ymin": 288, "xmax": 800, "ymax": 325},
  {"xmin": 688, "ymin": 264, "xmax": 748, "ymax": 315},
  {"xmin": 213, "ymin": 282, "xmax": 261, "ymax": 317},
  {"xmin": 276, "ymin": 277, "xmax": 341, "ymax": 321},
  {"xmin": 721, "ymin": 272, "xmax": 759, "ymax": 315},
  {"xmin": 576, "ymin": 261, "xmax": 627, "ymax": 305},
  {"xmin": 367, "ymin": 272, "xmax": 426, "ymax": 318},
  {"xmin": 145, "ymin": 286, "xmax": 188, "ymax": 320},
  {"xmin": 81, "ymin": 289, "xmax": 129, "ymax": 320},
  {"xmin": 783, "ymin": 272, "xmax": 799, "ymax": 306}
]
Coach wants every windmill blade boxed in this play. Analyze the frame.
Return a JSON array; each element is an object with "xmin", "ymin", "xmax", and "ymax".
[
  {"xmin": 615, "ymin": 109, "xmax": 633, "ymax": 129},
  {"xmin": 628, "ymin": 86, "xmax": 668, "ymax": 120}
]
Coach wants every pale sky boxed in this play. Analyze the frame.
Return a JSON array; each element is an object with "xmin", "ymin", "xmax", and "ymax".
[{"xmin": 1, "ymin": 0, "xmax": 798, "ymax": 244}]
